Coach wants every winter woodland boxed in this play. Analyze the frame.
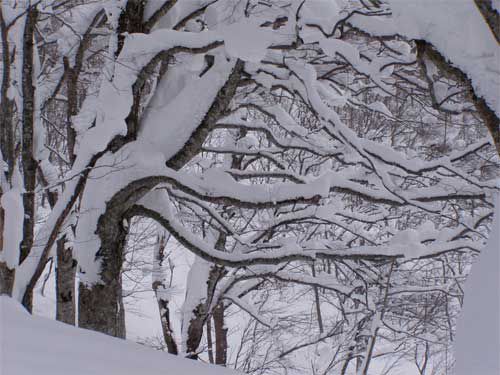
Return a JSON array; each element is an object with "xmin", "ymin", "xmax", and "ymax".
[{"xmin": 0, "ymin": 1, "xmax": 499, "ymax": 374}]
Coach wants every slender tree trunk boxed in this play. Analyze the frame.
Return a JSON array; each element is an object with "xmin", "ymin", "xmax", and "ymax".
[
  {"xmin": 213, "ymin": 302, "xmax": 228, "ymax": 366},
  {"xmin": 0, "ymin": 263, "xmax": 14, "ymax": 296},
  {"xmin": 0, "ymin": 194, "xmax": 14, "ymax": 295},
  {"xmin": 207, "ymin": 317, "xmax": 215, "ymax": 364},
  {"xmin": 0, "ymin": 11, "xmax": 16, "ymax": 296},
  {"xmin": 37, "ymin": 166, "xmax": 79, "ymax": 325},
  {"xmin": 152, "ymin": 232, "xmax": 178, "ymax": 354},
  {"xmin": 340, "ymin": 345, "xmax": 355, "ymax": 375},
  {"xmin": 155, "ymin": 295, "xmax": 178, "ymax": 354},
  {"xmin": 359, "ymin": 261, "xmax": 396, "ymax": 375},
  {"xmin": 184, "ymin": 232, "xmax": 228, "ymax": 358},
  {"xmin": 311, "ymin": 263, "xmax": 324, "ymax": 333},
  {"xmin": 19, "ymin": 6, "xmax": 38, "ymax": 312},
  {"xmin": 185, "ymin": 304, "xmax": 208, "ymax": 359},
  {"xmin": 56, "ymin": 237, "xmax": 77, "ymax": 325},
  {"xmin": 185, "ymin": 264, "xmax": 226, "ymax": 359}
]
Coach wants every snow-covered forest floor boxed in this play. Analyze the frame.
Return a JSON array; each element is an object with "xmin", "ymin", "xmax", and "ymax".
[{"xmin": 1, "ymin": 296, "xmax": 237, "ymax": 375}]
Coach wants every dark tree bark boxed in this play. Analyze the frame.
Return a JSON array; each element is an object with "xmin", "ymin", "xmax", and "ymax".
[
  {"xmin": 53, "ymin": 10, "xmax": 105, "ymax": 326},
  {"xmin": 56, "ymin": 237, "xmax": 77, "ymax": 325},
  {"xmin": 18, "ymin": 6, "xmax": 38, "ymax": 312},
  {"xmin": 78, "ymin": 218, "xmax": 128, "ymax": 338},
  {"xmin": 19, "ymin": 7, "xmax": 37, "ymax": 264},
  {"xmin": 0, "ymin": 188, "xmax": 13, "ymax": 295},
  {"xmin": 79, "ymin": 56, "xmax": 242, "ymax": 338},
  {"xmin": 155, "ymin": 295, "xmax": 178, "ymax": 354},
  {"xmin": 152, "ymin": 233, "xmax": 178, "ymax": 354},
  {"xmin": 185, "ymin": 264, "xmax": 226, "ymax": 359},
  {"xmin": 213, "ymin": 302, "xmax": 228, "ymax": 366},
  {"xmin": 0, "ymin": 262, "xmax": 14, "ymax": 296},
  {"xmin": 474, "ymin": 0, "xmax": 500, "ymax": 43},
  {"xmin": 0, "ymin": 10, "xmax": 15, "ymax": 179},
  {"xmin": 76, "ymin": 1, "xmax": 149, "ymax": 338},
  {"xmin": 206, "ymin": 317, "xmax": 215, "ymax": 364},
  {"xmin": 415, "ymin": 40, "xmax": 500, "ymax": 158},
  {"xmin": 311, "ymin": 263, "xmax": 324, "ymax": 333}
]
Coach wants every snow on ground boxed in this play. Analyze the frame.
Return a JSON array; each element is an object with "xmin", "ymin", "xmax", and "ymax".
[
  {"xmin": 0, "ymin": 296, "xmax": 238, "ymax": 375},
  {"xmin": 454, "ymin": 193, "xmax": 500, "ymax": 375}
]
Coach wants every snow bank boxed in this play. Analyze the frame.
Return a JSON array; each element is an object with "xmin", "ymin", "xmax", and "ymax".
[
  {"xmin": 0, "ymin": 297, "xmax": 238, "ymax": 375},
  {"xmin": 453, "ymin": 193, "xmax": 500, "ymax": 375}
]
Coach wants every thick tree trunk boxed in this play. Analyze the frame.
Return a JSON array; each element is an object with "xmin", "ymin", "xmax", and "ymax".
[
  {"xmin": 77, "ymin": 12, "xmax": 241, "ymax": 341},
  {"xmin": 78, "ymin": 279, "xmax": 126, "ymax": 338},
  {"xmin": 56, "ymin": 238, "xmax": 77, "ymax": 325},
  {"xmin": 76, "ymin": 0, "xmax": 148, "ymax": 339},
  {"xmin": 78, "ymin": 219, "xmax": 127, "ymax": 338}
]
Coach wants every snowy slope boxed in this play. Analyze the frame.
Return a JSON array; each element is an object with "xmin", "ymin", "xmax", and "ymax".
[{"xmin": 0, "ymin": 297, "xmax": 238, "ymax": 375}]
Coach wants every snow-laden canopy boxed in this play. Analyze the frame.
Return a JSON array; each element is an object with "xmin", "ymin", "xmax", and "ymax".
[{"xmin": 0, "ymin": 0, "xmax": 498, "ymax": 372}]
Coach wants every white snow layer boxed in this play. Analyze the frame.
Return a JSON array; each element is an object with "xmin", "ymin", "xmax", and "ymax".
[
  {"xmin": 0, "ymin": 296, "xmax": 238, "ymax": 375},
  {"xmin": 454, "ymin": 193, "xmax": 500, "ymax": 375},
  {"xmin": 0, "ymin": 188, "xmax": 24, "ymax": 268}
]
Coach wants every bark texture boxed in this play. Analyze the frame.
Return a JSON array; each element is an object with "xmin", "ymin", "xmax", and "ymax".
[
  {"xmin": 80, "ymin": 58, "xmax": 243, "ymax": 338},
  {"xmin": 56, "ymin": 238, "xmax": 77, "ymax": 325},
  {"xmin": 152, "ymin": 233, "xmax": 178, "ymax": 354},
  {"xmin": 76, "ymin": 2, "xmax": 148, "ymax": 338},
  {"xmin": 0, "ymin": 262, "xmax": 14, "ymax": 296},
  {"xmin": 185, "ymin": 265, "xmax": 226, "ymax": 359},
  {"xmin": 474, "ymin": 0, "xmax": 500, "ymax": 43},
  {"xmin": 416, "ymin": 40, "xmax": 500, "ymax": 157},
  {"xmin": 78, "ymin": 210, "xmax": 128, "ymax": 338},
  {"xmin": 213, "ymin": 302, "xmax": 228, "ymax": 365},
  {"xmin": 155, "ymin": 294, "xmax": 178, "ymax": 354},
  {"xmin": 0, "ymin": 196, "xmax": 13, "ymax": 295},
  {"xmin": 19, "ymin": 7, "xmax": 37, "ymax": 267}
]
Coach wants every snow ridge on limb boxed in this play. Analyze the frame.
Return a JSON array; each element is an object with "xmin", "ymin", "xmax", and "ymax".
[
  {"xmin": 68, "ymin": 0, "xmax": 495, "ymax": 292},
  {"xmin": 348, "ymin": 0, "xmax": 500, "ymax": 153},
  {"xmin": 133, "ymin": 191, "xmax": 484, "ymax": 267}
]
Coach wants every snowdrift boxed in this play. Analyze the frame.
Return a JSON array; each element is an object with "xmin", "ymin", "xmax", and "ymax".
[{"xmin": 0, "ymin": 297, "xmax": 237, "ymax": 375}]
